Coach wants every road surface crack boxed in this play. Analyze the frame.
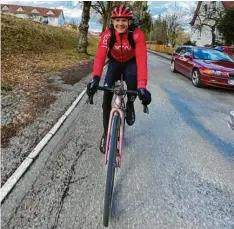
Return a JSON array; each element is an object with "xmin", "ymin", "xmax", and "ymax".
[{"xmin": 51, "ymin": 146, "xmax": 87, "ymax": 229}]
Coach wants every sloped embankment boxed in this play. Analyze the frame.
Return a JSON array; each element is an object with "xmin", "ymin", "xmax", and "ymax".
[{"xmin": 1, "ymin": 14, "xmax": 98, "ymax": 147}]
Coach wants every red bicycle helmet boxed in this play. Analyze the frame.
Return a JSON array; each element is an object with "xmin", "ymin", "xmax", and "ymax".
[{"xmin": 111, "ymin": 5, "xmax": 133, "ymax": 19}]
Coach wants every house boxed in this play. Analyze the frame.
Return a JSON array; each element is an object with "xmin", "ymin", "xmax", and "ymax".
[
  {"xmin": 1, "ymin": 4, "xmax": 65, "ymax": 27},
  {"xmin": 190, "ymin": 1, "xmax": 234, "ymax": 46}
]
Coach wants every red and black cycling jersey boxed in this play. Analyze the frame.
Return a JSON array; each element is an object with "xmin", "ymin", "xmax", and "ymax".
[{"xmin": 92, "ymin": 28, "xmax": 148, "ymax": 88}]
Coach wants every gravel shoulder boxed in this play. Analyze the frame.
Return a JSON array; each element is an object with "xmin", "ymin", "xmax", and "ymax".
[{"xmin": 1, "ymin": 60, "xmax": 94, "ymax": 186}]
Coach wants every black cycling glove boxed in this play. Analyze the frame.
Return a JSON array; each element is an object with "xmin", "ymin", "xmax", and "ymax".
[
  {"xmin": 86, "ymin": 76, "xmax": 100, "ymax": 96},
  {"xmin": 138, "ymin": 88, "xmax": 152, "ymax": 105}
]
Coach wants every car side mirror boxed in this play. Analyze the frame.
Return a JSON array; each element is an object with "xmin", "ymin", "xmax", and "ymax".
[
  {"xmin": 228, "ymin": 111, "xmax": 234, "ymax": 130},
  {"xmin": 184, "ymin": 53, "xmax": 192, "ymax": 59}
]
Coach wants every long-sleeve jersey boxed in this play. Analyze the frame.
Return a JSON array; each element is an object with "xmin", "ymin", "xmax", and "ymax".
[{"xmin": 92, "ymin": 28, "xmax": 148, "ymax": 88}]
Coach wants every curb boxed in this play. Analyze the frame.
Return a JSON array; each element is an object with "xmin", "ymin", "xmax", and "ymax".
[
  {"xmin": 0, "ymin": 88, "xmax": 87, "ymax": 203},
  {"xmin": 148, "ymin": 49, "xmax": 172, "ymax": 61}
]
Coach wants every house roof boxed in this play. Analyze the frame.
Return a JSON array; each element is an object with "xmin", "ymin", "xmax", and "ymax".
[
  {"xmin": 190, "ymin": 1, "xmax": 234, "ymax": 26},
  {"xmin": 1, "ymin": 4, "xmax": 64, "ymax": 18}
]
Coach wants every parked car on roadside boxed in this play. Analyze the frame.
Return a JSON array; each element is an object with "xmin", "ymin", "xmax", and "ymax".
[
  {"xmin": 215, "ymin": 46, "xmax": 234, "ymax": 58},
  {"xmin": 171, "ymin": 46, "xmax": 234, "ymax": 89}
]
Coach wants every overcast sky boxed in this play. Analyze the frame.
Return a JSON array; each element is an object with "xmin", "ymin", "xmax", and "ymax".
[{"xmin": 1, "ymin": 1, "xmax": 197, "ymax": 32}]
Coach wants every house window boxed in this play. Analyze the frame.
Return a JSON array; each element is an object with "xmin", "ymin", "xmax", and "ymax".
[
  {"xmin": 215, "ymin": 28, "xmax": 222, "ymax": 40},
  {"xmin": 212, "ymin": 1, "xmax": 216, "ymax": 11},
  {"xmin": 46, "ymin": 10, "xmax": 54, "ymax": 15},
  {"xmin": 2, "ymin": 5, "xmax": 9, "ymax": 10},
  {"xmin": 16, "ymin": 7, "xmax": 24, "ymax": 12},
  {"xmin": 31, "ymin": 9, "xmax": 39, "ymax": 14}
]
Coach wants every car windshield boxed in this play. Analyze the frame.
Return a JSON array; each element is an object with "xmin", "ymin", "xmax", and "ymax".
[{"xmin": 193, "ymin": 48, "xmax": 234, "ymax": 62}]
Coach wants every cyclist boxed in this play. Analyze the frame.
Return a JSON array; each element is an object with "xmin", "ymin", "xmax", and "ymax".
[{"xmin": 86, "ymin": 5, "xmax": 152, "ymax": 154}]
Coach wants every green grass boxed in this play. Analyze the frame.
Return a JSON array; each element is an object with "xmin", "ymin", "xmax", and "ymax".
[
  {"xmin": 1, "ymin": 14, "xmax": 99, "ymax": 87},
  {"xmin": 1, "ymin": 14, "xmax": 98, "ymax": 58},
  {"xmin": 1, "ymin": 14, "xmax": 99, "ymax": 147}
]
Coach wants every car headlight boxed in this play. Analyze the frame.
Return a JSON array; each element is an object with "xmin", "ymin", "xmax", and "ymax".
[{"xmin": 201, "ymin": 69, "xmax": 228, "ymax": 77}]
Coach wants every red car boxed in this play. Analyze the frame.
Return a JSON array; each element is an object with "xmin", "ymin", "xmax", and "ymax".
[
  {"xmin": 171, "ymin": 46, "xmax": 234, "ymax": 89},
  {"xmin": 215, "ymin": 46, "xmax": 234, "ymax": 58}
]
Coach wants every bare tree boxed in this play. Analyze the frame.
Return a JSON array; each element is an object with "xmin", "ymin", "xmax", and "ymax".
[
  {"xmin": 154, "ymin": 3, "xmax": 188, "ymax": 47},
  {"xmin": 78, "ymin": 1, "xmax": 92, "ymax": 54},
  {"xmin": 91, "ymin": 2, "xmax": 115, "ymax": 32},
  {"xmin": 150, "ymin": 2, "xmax": 196, "ymax": 47},
  {"xmin": 165, "ymin": 14, "xmax": 184, "ymax": 47},
  {"xmin": 194, "ymin": 2, "xmax": 224, "ymax": 47},
  {"xmin": 163, "ymin": 4, "xmax": 184, "ymax": 46},
  {"xmin": 151, "ymin": 15, "xmax": 167, "ymax": 43}
]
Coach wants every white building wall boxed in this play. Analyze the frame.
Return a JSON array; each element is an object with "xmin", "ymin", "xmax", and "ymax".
[
  {"xmin": 48, "ymin": 17, "xmax": 59, "ymax": 26},
  {"xmin": 15, "ymin": 14, "xmax": 29, "ymax": 19},
  {"xmin": 190, "ymin": 1, "xmax": 225, "ymax": 47},
  {"xmin": 1, "ymin": 11, "xmax": 61, "ymax": 27},
  {"xmin": 191, "ymin": 24, "xmax": 213, "ymax": 47}
]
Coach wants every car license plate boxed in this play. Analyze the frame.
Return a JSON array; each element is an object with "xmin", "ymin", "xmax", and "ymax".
[{"xmin": 228, "ymin": 79, "xmax": 234, "ymax": 85}]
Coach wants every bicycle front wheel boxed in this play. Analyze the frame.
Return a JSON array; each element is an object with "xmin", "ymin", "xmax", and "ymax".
[{"xmin": 103, "ymin": 114, "xmax": 119, "ymax": 227}]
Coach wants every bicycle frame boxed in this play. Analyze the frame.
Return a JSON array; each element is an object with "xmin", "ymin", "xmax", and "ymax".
[{"xmin": 88, "ymin": 77, "xmax": 148, "ymax": 168}]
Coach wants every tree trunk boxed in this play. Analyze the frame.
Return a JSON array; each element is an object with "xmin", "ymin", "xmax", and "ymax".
[
  {"xmin": 211, "ymin": 26, "xmax": 216, "ymax": 47},
  {"xmin": 78, "ymin": 1, "xmax": 91, "ymax": 54},
  {"xmin": 102, "ymin": 16, "xmax": 108, "ymax": 32},
  {"xmin": 166, "ymin": 36, "xmax": 169, "ymax": 46},
  {"xmin": 106, "ymin": 15, "xmax": 111, "ymax": 29},
  {"xmin": 171, "ymin": 31, "xmax": 176, "ymax": 47}
]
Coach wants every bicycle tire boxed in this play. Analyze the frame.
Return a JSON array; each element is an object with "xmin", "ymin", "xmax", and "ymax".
[{"xmin": 103, "ymin": 114, "xmax": 119, "ymax": 227}]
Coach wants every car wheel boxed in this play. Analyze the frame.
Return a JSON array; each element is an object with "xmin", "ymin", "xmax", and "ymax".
[
  {"xmin": 192, "ymin": 69, "xmax": 202, "ymax": 88},
  {"xmin": 171, "ymin": 60, "xmax": 177, "ymax": 73}
]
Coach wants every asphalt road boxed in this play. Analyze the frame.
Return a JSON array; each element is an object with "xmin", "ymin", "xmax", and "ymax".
[{"xmin": 2, "ymin": 53, "xmax": 234, "ymax": 229}]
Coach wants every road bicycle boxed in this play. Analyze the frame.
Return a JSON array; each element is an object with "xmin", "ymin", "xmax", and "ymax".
[{"xmin": 88, "ymin": 78, "xmax": 149, "ymax": 227}]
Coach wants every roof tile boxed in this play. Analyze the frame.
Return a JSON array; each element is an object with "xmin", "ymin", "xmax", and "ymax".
[{"xmin": 1, "ymin": 4, "xmax": 63, "ymax": 18}]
